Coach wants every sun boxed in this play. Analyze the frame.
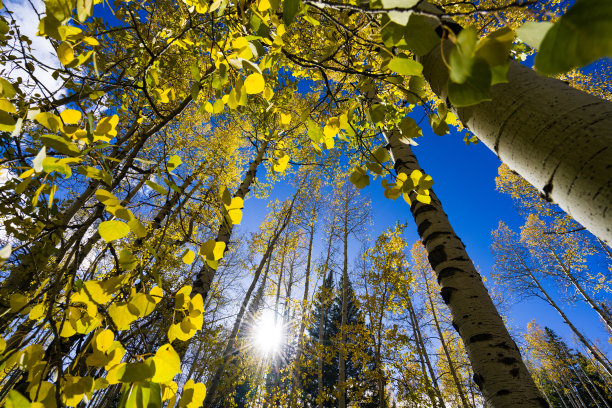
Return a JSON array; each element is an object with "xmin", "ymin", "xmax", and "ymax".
[{"xmin": 254, "ymin": 312, "xmax": 284, "ymax": 355}]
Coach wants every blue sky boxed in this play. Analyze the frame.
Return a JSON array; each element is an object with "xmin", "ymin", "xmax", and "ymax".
[{"xmin": 238, "ymin": 109, "xmax": 612, "ymax": 358}]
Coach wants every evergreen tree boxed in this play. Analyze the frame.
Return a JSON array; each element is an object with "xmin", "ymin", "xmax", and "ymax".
[
  {"xmin": 302, "ymin": 272, "xmax": 379, "ymax": 407},
  {"xmin": 526, "ymin": 324, "xmax": 612, "ymax": 407}
]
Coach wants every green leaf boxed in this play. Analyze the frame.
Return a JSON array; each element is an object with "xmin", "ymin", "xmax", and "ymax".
[
  {"xmin": 128, "ymin": 218, "xmax": 147, "ymax": 238},
  {"xmin": 96, "ymin": 189, "xmax": 121, "ymax": 207},
  {"xmin": 118, "ymin": 362, "xmax": 155, "ymax": 383},
  {"xmin": 349, "ymin": 166, "xmax": 370, "ymax": 189},
  {"xmin": 536, "ymin": 0, "xmax": 612, "ymax": 75},
  {"xmin": 449, "ymin": 26, "xmax": 478, "ymax": 84},
  {"xmin": 387, "ymin": 55, "xmax": 423, "ymax": 76},
  {"xmin": 475, "ymin": 27, "xmax": 515, "ymax": 67},
  {"xmin": 447, "ymin": 59, "xmax": 492, "ymax": 107},
  {"xmin": 119, "ymin": 249, "xmax": 138, "ymax": 271},
  {"xmin": 99, "ymin": 220, "xmax": 130, "ymax": 242},
  {"xmin": 283, "ymin": 0, "xmax": 300, "ymax": 26},
  {"xmin": 123, "ymin": 382, "xmax": 162, "ymax": 408},
  {"xmin": 381, "ymin": 0, "xmax": 419, "ymax": 25},
  {"xmin": 403, "ymin": 14, "xmax": 440, "ymax": 56},
  {"xmin": 146, "ymin": 180, "xmax": 168, "ymax": 195},
  {"xmin": 5, "ymin": 390, "xmax": 30, "ymax": 408},
  {"xmin": 77, "ymin": 166, "xmax": 112, "ymax": 185},
  {"xmin": 429, "ymin": 113, "xmax": 449, "ymax": 136},
  {"xmin": 40, "ymin": 134, "xmax": 81, "ymax": 156},
  {"xmin": 516, "ymin": 21, "xmax": 554, "ymax": 49}
]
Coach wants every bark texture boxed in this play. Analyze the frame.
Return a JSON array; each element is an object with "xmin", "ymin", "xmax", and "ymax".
[
  {"xmin": 419, "ymin": 44, "xmax": 612, "ymax": 246},
  {"xmin": 387, "ymin": 131, "xmax": 547, "ymax": 407},
  {"xmin": 191, "ymin": 139, "xmax": 270, "ymax": 301}
]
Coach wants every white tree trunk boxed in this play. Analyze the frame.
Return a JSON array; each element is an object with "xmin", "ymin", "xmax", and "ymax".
[
  {"xmin": 420, "ymin": 44, "xmax": 612, "ymax": 246},
  {"xmin": 386, "ymin": 132, "xmax": 547, "ymax": 407}
]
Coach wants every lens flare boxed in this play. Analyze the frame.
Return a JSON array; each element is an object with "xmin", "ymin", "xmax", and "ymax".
[{"xmin": 254, "ymin": 312, "xmax": 283, "ymax": 354}]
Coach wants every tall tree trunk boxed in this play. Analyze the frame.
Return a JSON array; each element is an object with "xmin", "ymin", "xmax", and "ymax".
[
  {"xmin": 291, "ymin": 217, "xmax": 316, "ymax": 407},
  {"xmin": 406, "ymin": 295, "xmax": 446, "ymax": 408},
  {"xmin": 420, "ymin": 254, "xmax": 471, "ymax": 408},
  {"xmin": 525, "ymin": 264, "xmax": 612, "ymax": 376},
  {"xmin": 385, "ymin": 131, "xmax": 547, "ymax": 407},
  {"xmin": 540, "ymin": 239, "xmax": 612, "ymax": 331},
  {"xmin": 419, "ymin": 40, "xmax": 612, "ymax": 246},
  {"xmin": 192, "ymin": 139, "xmax": 270, "ymax": 301},
  {"xmin": 318, "ymin": 224, "xmax": 336, "ymax": 408},
  {"xmin": 202, "ymin": 201, "xmax": 293, "ymax": 407},
  {"xmin": 338, "ymin": 223, "xmax": 349, "ymax": 408}
]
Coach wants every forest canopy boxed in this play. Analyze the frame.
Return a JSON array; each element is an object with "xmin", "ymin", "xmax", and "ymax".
[{"xmin": 0, "ymin": 0, "xmax": 610, "ymax": 407}]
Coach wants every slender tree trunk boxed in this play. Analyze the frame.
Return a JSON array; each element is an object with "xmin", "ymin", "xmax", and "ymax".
[
  {"xmin": 203, "ymin": 203, "xmax": 292, "ymax": 407},
  {"xmin": 338, "ymin": 225, "xmax": 349, "ymax": 408},
  {"xmin": 291, "ymin": 218, "xmax": 316, "ymax": 407},
  {"xmin": 419, "ymin": 38, "xmax": 612, "ymax": 246},
  {"xmin": 541, "ymin": 240, "xmax": 612, "ymax": 331},
  {"xmin": 421, "ymin": 259, "xmax": 471, "ymax": 408},
  {"xmin": 384, "ymin": 131, "xmax": 547, "ymax": 407},
  {"xmin": 192, "ymin": 139, "xmax": 270, "ymax": 301},
  {"xmin": 525, "ymin": 264, "xmax": 612, "ymax": 375},
  {"xmin": 407, "ymin": 295, "xmax": 446, "ymax": 408},
  {"xmin": 318, "ymin": 224, "xmax": 336, "ymax": 408}
]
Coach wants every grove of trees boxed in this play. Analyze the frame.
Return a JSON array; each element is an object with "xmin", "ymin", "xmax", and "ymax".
[{"xmin": 0, "ymin": 0, "xmax": 610, "ymax": 406}]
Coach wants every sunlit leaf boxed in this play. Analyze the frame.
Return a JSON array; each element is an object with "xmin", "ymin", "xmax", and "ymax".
[{"xmin": 98, "ymin": 220, "xmax": 130, "ymax": 242}]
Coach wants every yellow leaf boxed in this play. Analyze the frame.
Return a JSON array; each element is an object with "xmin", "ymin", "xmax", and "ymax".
[
  {"xmin": 150, "ymin": 286, "xmax": 163, "ymax": 304},
  {"xmin": 0, "ymin": 98, "xmax": 17, "ymax": 114},
  {"xmin": 28, "ymin": 303, "xmax": 45, "ymax": 321},
  {"xmin": 94, "ymin": 329, "xmax": 114, "ymax": 353},
  {"xmin": 98, "ymin": 220, "xmax": 130, "ymax": 242},
  {"xmin": 129, "ymin": 292, "xmax": 157, "ymax": 317},
  {"xmin": 258, "ymin": 0, "xmax": 271, "ymax": 11},
  {"xmin": 93, "ymin": 115, "xmax": 119, "ymax": 139},
  {"xmin": 35, "ymin": 112, "xmax": 62, "ymax": 132},
  {"xmin": 57, "ymin": 42, "xmax": 74, "ymax": 66},
  {"xmin": 416, "ymin": 193, "xmax": 431, "ymax": 204},
  {"xmin": 5, "ymin": 390, "xmax": 30, "ymax": 408},
  {"xmin": 108, "ymin": 302, "xmax": 138, "ymax": 330},
  {"xmin": 83, "ymin": 280, "xmax": 112, "ymax": 304},
  {"xmin": 178, "ymin": 380, "xmax": 207, "ymax": 408},
  {"xmin": 199, "ymin": 240, "xmax": 226, "ymax": 261},
  {"xmin": 60, "ymin": 109, "xmax": 81, "ymax": 124},
  {"xmin": 151, "ymin": 344, "xmax": 181, "ymax": 383},
  {"xmin": 182, "ymin": 249, "xmax": 196, "ymax": 265},
  {"xmin": 244, "ymin": 73, "xmax": 265, "ymax": 94},
  {"xmin": 280, "ymin": 112, "xmax": 291, "ymax": 126}
]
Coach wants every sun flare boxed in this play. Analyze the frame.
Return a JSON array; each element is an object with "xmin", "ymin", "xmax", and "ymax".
[{"xmin": 254, "ymin": 312, "xmax": 284, "ymax": 355}]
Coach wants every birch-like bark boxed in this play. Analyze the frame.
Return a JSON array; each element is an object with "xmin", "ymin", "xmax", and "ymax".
[
  {"xmin": 386, "ymin": 132, "xmax": 547, "ymax": 407},
  {"xmin": 419, "ymin": 42, "xmax": 612, "ymax": 246},
  {"xmin": 407, "ymin": 295, "xmax": 446, "ymax": 408},
  {"xmin": 420, "ymin": 256, "xmax": 471, "ymax": 408},
  {"xmin": 191, "ymin": 139, "xmax": 270, "ymax": 301}
]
